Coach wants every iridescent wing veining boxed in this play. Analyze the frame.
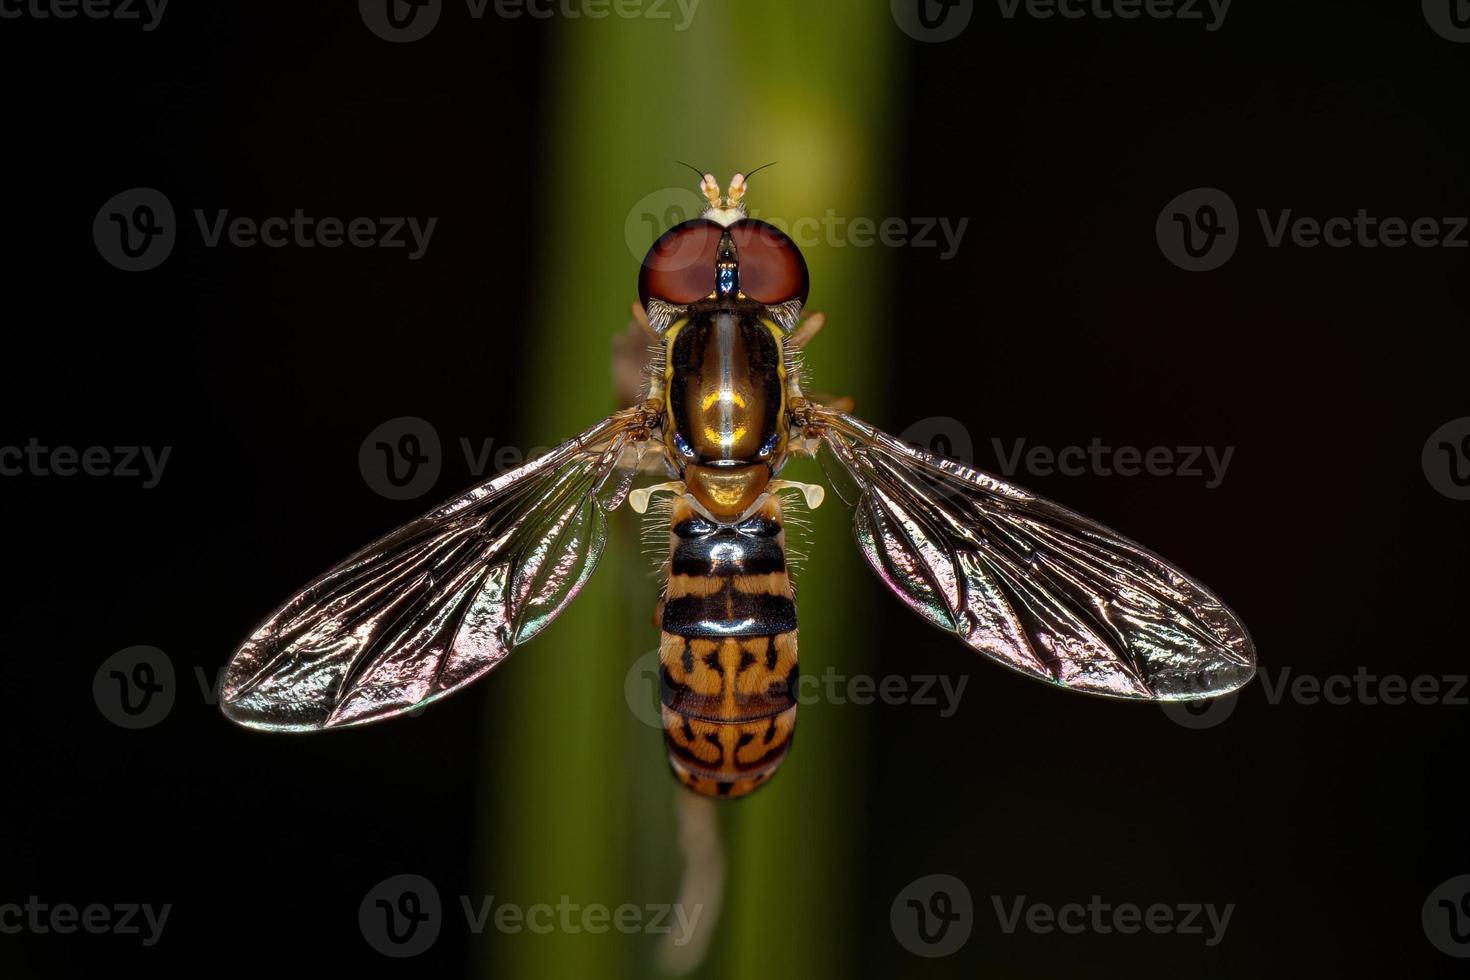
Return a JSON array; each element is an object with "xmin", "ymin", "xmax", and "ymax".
[
  {"xmin": 812, "ymin": 407, "xmax": 1255, "ymax": 701},
  {"xmin": 220, "ymin": 409, "xmax": 648, "ymax": 730}
]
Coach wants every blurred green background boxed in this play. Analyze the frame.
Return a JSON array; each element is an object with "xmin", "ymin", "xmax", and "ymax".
[{"xmin": 479, "ymin": 4, "xmax": 896, "ymax": 977}]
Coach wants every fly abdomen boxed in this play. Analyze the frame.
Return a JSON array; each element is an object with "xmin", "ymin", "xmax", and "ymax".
[{"xmin": 658, "ymin": 496, "xmax": 798, "ymax": 799}]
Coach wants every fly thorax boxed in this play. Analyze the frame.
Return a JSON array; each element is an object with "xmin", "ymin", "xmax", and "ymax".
[{"xmin": 684, "ymin": 463, "xmax": 771, "ymax": 522}]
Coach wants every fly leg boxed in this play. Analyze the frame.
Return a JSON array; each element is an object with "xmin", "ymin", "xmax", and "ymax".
[
  {"xmin": 784, "ymin": 310, "xmax": 856, "ymax": 414},
  {"xmin": 788, "ymin": 311, "xmax": 825, "ymax": 349},
  {"xmin": 809, "ymin": 394, "xmax": 856, "ymax": 413},
  {"xmin": 785, "ymin": 310, "xmax": 855, "ymax": 412},
  {"xmin": 614, "ymin": 301, "xmax": 661, "ymax": 408}
]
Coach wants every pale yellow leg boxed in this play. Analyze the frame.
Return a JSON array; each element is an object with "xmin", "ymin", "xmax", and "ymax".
[
  {"xmin": 788, "ymin": 311, "xmax": 826, "ymax": 349},
  {"xmin": 629, "ymin": 481, "xmax": 686, "ymax": 514},
  {"xmin": 768, "ymin": 479, "xmax": 826, "ymax": 509}
]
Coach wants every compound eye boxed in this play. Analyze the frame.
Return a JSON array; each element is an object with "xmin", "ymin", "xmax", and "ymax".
[
  {"xmin": 728, "ymin": 219, "xmax": 808, "ymax": 305},
  {"xmin": 639, "ymin": 219, "xmax": 723, "ymax": 308}
]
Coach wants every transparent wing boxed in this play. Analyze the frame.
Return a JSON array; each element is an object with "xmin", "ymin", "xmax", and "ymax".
[
  {"xmin": 221, "ymin": 408, "xmax": 650, "ymax": 731},
  {"xmin": 812, "ymin": 407, "xmax": 1255, "ymax": 701}
]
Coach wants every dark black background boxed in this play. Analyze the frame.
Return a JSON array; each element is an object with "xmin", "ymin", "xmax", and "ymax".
[{"xmin": 3, "ymin": 1, "xmax": 1468, "ymax": 977}]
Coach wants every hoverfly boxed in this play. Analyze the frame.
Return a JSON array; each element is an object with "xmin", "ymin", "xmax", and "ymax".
[{"xmin": 220, "ymin": 171, "xmax": 1256, "ymax": 798}]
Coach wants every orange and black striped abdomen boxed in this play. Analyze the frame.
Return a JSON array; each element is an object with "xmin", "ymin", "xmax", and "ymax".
[{"xmin": 659, "ymin": 497, "xmax": 798, "ymax": 799}]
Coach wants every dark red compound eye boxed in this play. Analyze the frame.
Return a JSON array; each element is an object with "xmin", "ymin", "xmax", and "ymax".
[
  {"xmin": 728, "ymin": 219, "xmax": 808, "ymax": 305},
  {"xmin": 639, "ymin": 219, "xmax": 724, "ymax": 308}
]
